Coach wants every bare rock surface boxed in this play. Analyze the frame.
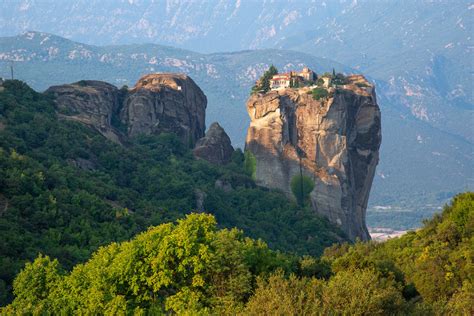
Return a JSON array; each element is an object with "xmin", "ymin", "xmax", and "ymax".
[
  {"xmin": 46, "ymin": 74, "xmax": 207, "ymax": 146},
  {"xmin": 46, "ymin": 80, "xmax": 122, "ymax": 143},
  {"xmin": 193, "ymin": 122, "xmax": 234, "ymax": 165},
  {"xmin": 215, "ymin": 179, "xmax": 233, "ymax": 192},
  {"xmin": 121, "ymin": 73, "xmax": 207, "ymax": 145},
  {"xmin": 245, "ymin": 76, "xmax": 381, "ymax": 241}
]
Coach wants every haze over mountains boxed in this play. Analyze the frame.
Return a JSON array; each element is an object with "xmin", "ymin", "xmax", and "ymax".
[{"xmin": 0, "ymin": 0, "xmax": 472, "ymax": 227}]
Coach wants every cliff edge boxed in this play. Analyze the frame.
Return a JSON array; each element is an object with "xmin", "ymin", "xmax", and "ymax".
[{"xmin": 245, "ymin": 75, "xmax": 381, "ymax": 241}]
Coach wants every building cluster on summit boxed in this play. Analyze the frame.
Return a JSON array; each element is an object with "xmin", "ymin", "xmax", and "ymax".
[
  {"xmin": 269, "ymin": 67, "xmax": 317, "ymax": 90},
  {"xmin": 263, "ymin": 66, "xmax": 368, "ymax": 92}
]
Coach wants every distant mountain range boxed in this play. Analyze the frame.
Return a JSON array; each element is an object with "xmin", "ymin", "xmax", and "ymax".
[{"xmin": 0, "ymin": 31, "xmax": 471, "ymax": 216}]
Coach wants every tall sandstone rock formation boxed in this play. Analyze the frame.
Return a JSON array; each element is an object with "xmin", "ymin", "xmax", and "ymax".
[
  {"xmin": 46, "ymin": 73, "xmax": 207, "ymax": 146},
  {"xmin": 245, "ymin": 76, "xmax": 381, "ymax": 241}
]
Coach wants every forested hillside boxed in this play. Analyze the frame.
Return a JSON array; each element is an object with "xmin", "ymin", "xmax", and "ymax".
[
  {"xmin": 0, "ymin": 80, "xmax": 344, "ymax": 305},
  {"xmin": 2, "ymin": 191, "xmax": 472, "ymax": 314}
]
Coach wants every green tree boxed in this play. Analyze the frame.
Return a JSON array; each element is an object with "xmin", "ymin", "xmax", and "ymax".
[
  {"xmin": 243, "ymin": 150, "xmax": 257, "ymax": 180},
  {"xmin": 7, "ymin": 254, "xmax": 62, "ymax": 313},
  {"xmin": 251, "ymin": 65, "xmax": 278, "ymax": 93},
  {"xmin": 290, "ymin": 175, "xmax": 314, "ymax": 206},
  {"xmin": 244, "ymin": 272, "xmax": 324, "ymax": 315},
  {"xmin": 4, "ymin": 214, "xmax": 291, "ymax": 314},
  {"xmin": 322, "ymin": 269, "xmax": 406, "ymax": 315},
  {"xmin": 333, "ymin": 73, "xmax": 348, "ymax": 85}
]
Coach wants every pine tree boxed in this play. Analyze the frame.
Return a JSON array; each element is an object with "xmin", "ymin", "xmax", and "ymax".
[{"xmin": 252, "ymin": 65, "xmax": 278, "ymax": 93}]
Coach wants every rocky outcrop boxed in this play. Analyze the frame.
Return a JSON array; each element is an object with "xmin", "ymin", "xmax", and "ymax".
[
  {"xmin": 46, "ymin": 80, "xmax": 123, "ymax": 143},
  {"xmin": 193, "ymin": 122, "xmax": 234, "ymax": 165},
  {"xmin": 121, "ymin": 73, "xmax": 206, "ymax": 145},
  {"xmin": 245, "ymin": 76, "xmax": 381, "ymax": 241},
  {"xmin": 215, "ymin": 179, "xmax": 233, "ymax": 192},
  {"xmin": 194, "ymin": 189, "xmax": 207, "ymax": 212},
  {"xmin": 46, "ymin": 74, "xmax": 207, "ymax": 146}
]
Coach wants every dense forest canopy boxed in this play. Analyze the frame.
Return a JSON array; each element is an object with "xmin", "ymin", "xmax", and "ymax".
[
  {"xmin": 0, "ymin": 80, "xmax": 344, "ymax": 305},
  {"xmin": 2, "ymin": 192, "xmax": 473, "ymax": 314}
]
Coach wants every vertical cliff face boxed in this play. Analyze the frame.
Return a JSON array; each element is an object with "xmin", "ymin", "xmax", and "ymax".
[
  {"xmin": 46, "ymin": 73, "xmax": 207, "ymax": 146},
  {"xmin": 245, "ymin": 77, "xmax": 381, "ymax": 241}
]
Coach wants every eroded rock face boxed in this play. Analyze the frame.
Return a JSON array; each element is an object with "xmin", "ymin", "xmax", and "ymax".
[
  {"xmin": 193, "ymin": 122, "xmax": 234, "ymax": 165},
  {"xmin": 45, "ymin": 74, "xmax": 207, "ymax": 146},
  {"xmin": 245, "ymin": 77, "xmax": 381, "ymax": 241},
  {"xmin": 46, "ymin": 80, "xmax": 123, "ymax": 143},
  {"xmin": 121, "ymin": 73, "xmax": 207, "ymax": 145}
]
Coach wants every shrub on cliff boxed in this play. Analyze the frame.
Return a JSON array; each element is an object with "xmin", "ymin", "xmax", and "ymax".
[
  {"xmin": 243, "ymin": 150, "xmax": 257, "ymax": 179},
  {"xmin": 332, "ymin": 73, "xmax": 348, "ymax": 85},
  {"xmin": 316, "ymin": 78, "xmax": 325, "ymax": 86},
  {"xmin": 312, "ymin": 87, "xmax": 329, "ymax": 100},
  {"xmin": 290, "ymin": 174, "xmax": 314, "ymax": 206},
  {"xmin": 356, "ymin": 82, "xmax": 370, "ymax": 88}
]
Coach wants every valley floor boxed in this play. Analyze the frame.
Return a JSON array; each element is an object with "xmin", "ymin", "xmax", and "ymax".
[
  {"xmin": 366, "ymin": 205, "xmax": 443, "ymax": 231},
  {"xmin": 368, "ymin": 227, "xmax": 409, "ymax": 241}
]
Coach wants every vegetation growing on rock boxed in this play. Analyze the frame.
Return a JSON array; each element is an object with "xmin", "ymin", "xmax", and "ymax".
[
  {"xmin": 311, "ymin": 87, "xmax": 329, "ymax": 100},
  {"xmin": 290, "ymin": 174, "xmax": 314, "ymax": 206},
  {"xmin": 332, "ymin": 72, "xmax": 348, "ymax": 85},
  {"xmin": 243, "ymin": 150, "xmax": 257, "ymax": 180}
]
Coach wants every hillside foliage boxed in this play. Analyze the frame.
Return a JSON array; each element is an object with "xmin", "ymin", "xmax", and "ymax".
[
  {"xmin": 3, "ymin": 214, "xmax": 295, "ymax": 314},
  {"xmin": 321, "ymin": 192, "xmax": 474, "ymax": 315},
  {"xmin": 2, "ymin": 192, "xmax": 473, "ymax": 314}
]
